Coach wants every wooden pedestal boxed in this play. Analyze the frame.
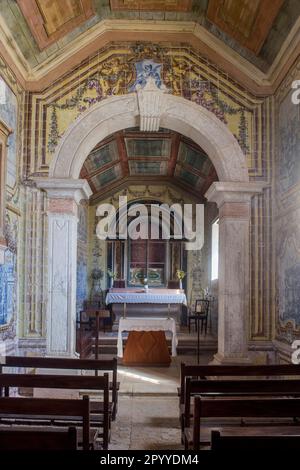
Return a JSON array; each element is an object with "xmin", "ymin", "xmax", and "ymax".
[{"xmin": 122, "ymin": 331, "xmax": 171, "ymax": 366}]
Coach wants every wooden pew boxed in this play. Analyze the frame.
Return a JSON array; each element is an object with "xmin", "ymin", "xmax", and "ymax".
[
  {"xmin": 179, "ymin": 362, "xmax": 300, "ymax": 406},
  {"xmin": 0, "ymin": 396, "xmax": 91, "ymax": 450},
  {"xmin": 186, "ymin": 396, "xmax": 300, "ymax": 450},
  {"xmin": 1, "ymin": 355, "xmax": 119, "ymax": 420},
  {"xmin": 211, "ymin": 430, "xmax": 300, "ymax": 450},
  {"xmin": 0, "ymin": 373, "xmax": 110, "ymax": 450},
  {"xmin": 183, "ymin": 377, "xmax": 300, "ymax": 432},
  {"xmin": 0, "ymin": 426, "xmax": 77, "ymax": 450},
  {"xmin": 179, "ymin": 362, "xmax": 300, "ymax": 433}
]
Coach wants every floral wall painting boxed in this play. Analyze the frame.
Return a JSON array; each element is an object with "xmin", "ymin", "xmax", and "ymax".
[{"xmin": 27, "ymin": 43, "xmax": 267, "ymax": 179}]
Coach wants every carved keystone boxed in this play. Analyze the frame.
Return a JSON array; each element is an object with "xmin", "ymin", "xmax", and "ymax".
[{"xmin": 136, "ymin": 77, "xmax": 168, "ymax": 132}]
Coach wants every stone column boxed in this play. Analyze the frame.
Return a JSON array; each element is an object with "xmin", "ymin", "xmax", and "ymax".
[
  {"xmin": 205, "ymin": 182, "xmax": 265, "ymax": 364},
  {"xmin": 36, "ymin": 179, "xmax": 92, "ymax": 357}
]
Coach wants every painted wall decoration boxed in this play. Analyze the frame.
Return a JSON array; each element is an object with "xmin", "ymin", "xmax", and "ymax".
[
  {"xmin": 26, "ymin": 42, "xmax": 271, "ymax": 180},
  {"xmin": 0, "ymin": 77, "xmax": 17, "ymax": 188},
  {"xmin": 275, "ymin": 57, "xmax": 300, "ymax": 345},
  {"xmin": 76, "ymin": 260, "xmax": 88, "ymax": 318},
  {"xmin": 24, "ymin": 43, "xmax": 275, "ymax": 340},
  {"xmin": 278, "ymin": 89, "xmax": 300, "ymax": 193},
  {"xmin": 76, "ymin": 202, "xmax": 88, "ymax": 317},
  {"xmin": 129, "ymin": 60, "xmax": 164, "ymax": 91},
  {"xmin": 0, "ymin": 249, "xmax": 15, "ymax": 326},
  {"xmin": 276, "ymin": 221, "xmax": 300, "ymax": 342}
]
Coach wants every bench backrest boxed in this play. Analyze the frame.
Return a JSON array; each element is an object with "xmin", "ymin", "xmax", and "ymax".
[
  {"xmin": 0, "ymin": 372, "xmax": 110, "ymax": 448},
  {"xmin": 0, "ymin": 426, "xmax": 77, "ymax": 450},
  {"xmin": 1, "ymin": 355, "xmax": 117, "ymax": 373},
  {"xmin": 0, "ymin": 395, "xmax": 90, "ymax": 450},
  {"xmin": 1, "ymin": 355, "xmax": 117, "ymax": 408},
  {"xmin": 193, "ymin": 396, "xmax": 300, "ymax": 451},
  {"xmin": 211, "ymin": 430, "xmax": 300, "ymax": 450},
  {"xmin": 184, "ymin": 378, "xmax": 300, "ymax": 426},
  {"xmin": 180, "ymin": 362, "xmax": 300, "ymax": 404}
]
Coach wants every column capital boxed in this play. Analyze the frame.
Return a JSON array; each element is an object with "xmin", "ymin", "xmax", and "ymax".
[
  {"xmin": 205, "ymin": 181, "xmax": 267, "ymax": 207},
  {"xmin": 35, "ymin": 178, "xmax": 92, "ymax": 204}
]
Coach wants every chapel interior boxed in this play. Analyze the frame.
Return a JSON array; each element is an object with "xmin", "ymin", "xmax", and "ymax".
[{"xmin": 0, "ymin": 0, "xmax": 300, "ymax": 452}]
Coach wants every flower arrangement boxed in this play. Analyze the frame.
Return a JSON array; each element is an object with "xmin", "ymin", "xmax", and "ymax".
[
  {"xmin": 107, "ymin": 269, "xmax": 117, "ymax": 279},
  {"xmin": 176, "ymin": 269, "xmax": 186, "ymax": 280},
  {"xmin": 141, "ymin": 277, "xmax": 149, "ymax": 289}
]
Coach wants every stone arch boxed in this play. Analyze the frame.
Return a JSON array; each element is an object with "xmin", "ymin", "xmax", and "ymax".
[
  {"xmin": 42, "ymin": 91, "xmax": 266, "ymax": 362},
  {"xmin": 49, "ymin": 93, "xmax": 249, "ymax": 183}
]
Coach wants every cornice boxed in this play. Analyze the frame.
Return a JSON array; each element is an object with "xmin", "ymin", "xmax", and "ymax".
[{"xmin": 0, "ymin": 18, "xmax": 299, "ymax": 95}]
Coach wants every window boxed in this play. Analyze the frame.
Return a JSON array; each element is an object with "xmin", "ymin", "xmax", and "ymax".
[{"xmin": 211, "ymin": 219, "xmax": 219, "ymax": 281}]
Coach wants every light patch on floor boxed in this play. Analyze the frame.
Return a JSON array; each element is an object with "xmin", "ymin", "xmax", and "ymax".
[{"xmin": 110, "ymin": 396, "xmax": 182, "ymax": 450}]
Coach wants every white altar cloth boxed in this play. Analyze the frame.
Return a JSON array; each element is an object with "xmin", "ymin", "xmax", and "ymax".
[
  {"xmin": 117, "ymin": 317, "xmax": 178, "ymax": 358},
  {"xmin": 106, "ymin": 288, "xmax": 187, "ymax": 306}
]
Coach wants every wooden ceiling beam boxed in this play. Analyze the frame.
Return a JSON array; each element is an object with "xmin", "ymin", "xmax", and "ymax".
[
  {"xmin": 168, "ymin": 133, "xmax": 181, "ymax": 177},
  {"xmin": 89, "ymin": 176, "xmax": 204, "ymax": 204},
  {"xmin": 201, "ymin": 167, "xmax": 218, "ymax": 196},
  {"xmin": 128, "ymin": 156, "xmax": 169, "ymax": 162},
  {"xmin": 123, "ymin": 130, "xmax": 173, "ymax": 139},
  {"xmin": 176, "ymin": 161, "xmax": 212, "ymax": 180},
  {"xmin": 116, "ymin": 131, "xmax": 130, "ymax": 177},
  {"xmin": 84, "ymin": 159, "xmax": 119, "ymax": 180}
]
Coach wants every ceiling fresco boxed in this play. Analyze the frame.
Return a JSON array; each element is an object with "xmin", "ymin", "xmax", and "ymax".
[
  {"xmin": 0, "ymin": 0, "xmax": 299, "ymax": 73},
  {"xmin": 80, "ymin": 128, "xmax": 217, "ymax": 201}
]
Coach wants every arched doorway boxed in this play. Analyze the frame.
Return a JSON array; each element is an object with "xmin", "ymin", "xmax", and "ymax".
[{"xmin": 36, "ymin": 89, "xmax": 265, "ymax": 363}]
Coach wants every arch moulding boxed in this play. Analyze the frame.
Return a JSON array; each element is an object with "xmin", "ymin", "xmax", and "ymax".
[
  {"xmin": 49, "ymin": 92, "xmax": 249, "ymax": 184},
  {"xmin": 38, "ymin": 90, "xmax": 266, "ymax": 362}
]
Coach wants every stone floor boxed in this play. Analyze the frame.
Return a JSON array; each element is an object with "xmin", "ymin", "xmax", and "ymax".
[
  {"xmin": 109, "ymin": 352, "xmax": 214, "ymax": 450},
  {"xmin": 110, "ymin": 396, "xmax": 182, "ymax": 450},
  {"xmin": 117, "ymin": 353, "xmax": 213, "ymax": 396},
  {"xmin": 35, "ymin": 336, "xmax": 215, "ymax": 449}
]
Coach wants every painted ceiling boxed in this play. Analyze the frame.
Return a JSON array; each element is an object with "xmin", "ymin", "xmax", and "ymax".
[
  {"xmin": 0, "ymin": 0, "xmax": 299, "ymax": 73},
  {"xmin": 80, "ymin": 128, "xmax": 217, "ymax": 201}
]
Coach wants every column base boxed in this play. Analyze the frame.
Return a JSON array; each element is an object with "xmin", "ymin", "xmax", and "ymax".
[{"xmin": 210, "ymin": 352, "xmax": 252, "ymax": 365}]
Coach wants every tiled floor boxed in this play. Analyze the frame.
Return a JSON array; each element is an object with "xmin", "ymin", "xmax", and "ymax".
[
  {"xmin": 110, "ymin": 395, "xmax": 182, "ymax": 450},
  {"xmin": 117, "ymin": 353, "xmax": 213, "ymax": 395},
  {"xmin": 109, "ymin": 352, "xmax": 214, "ymax": 450}
]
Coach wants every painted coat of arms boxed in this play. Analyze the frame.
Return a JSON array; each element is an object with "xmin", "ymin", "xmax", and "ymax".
[{"xmin": 129, "ymin": 60, "xmax": 164, "ymax": 91}]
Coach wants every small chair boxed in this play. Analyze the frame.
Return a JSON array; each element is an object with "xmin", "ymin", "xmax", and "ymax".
[{"xmin": 188, "ymin": 299, "xmax": 210, "ymax": 335}]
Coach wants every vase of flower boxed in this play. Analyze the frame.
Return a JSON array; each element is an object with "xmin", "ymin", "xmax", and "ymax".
[
  {"xmin": 176, "ymin": 269, "xmax": 186, "ymax": 290},
  {"xmin": 141, "ymin": 277, "xmax": 148, "ymax": 292},
  {"xmin": 107, "ymin": 269, "xmax": 117, "ymax": 288}
]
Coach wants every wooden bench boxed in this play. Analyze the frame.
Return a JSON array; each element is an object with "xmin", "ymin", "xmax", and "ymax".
[
  {"xmin": 0, "ymin": 373, "xmax": 110, "ymax": 450},
  {"xmin": 182, "ymin": 377, "xmax": 300, "ymax": 436},
  {"xmin": 1, "ymin": 355, "xmax": 119, "ymax": 420},
  {"xmin": 211, "ymin": 430, "xmax": 300, "ymax": 450},
  {"xmin": 186, "ymin": 396, "xmax": 300, "ymax": 450},
  {"xmin": 0, "ymin": 426, "xmax": 77, "ymax": 450},
  {"xmin": 179, "ymin": 363, "xmax": 300, "ymax": 405},
  {"xmin": 0, "ymin": 396, "xmax": 91, "ymax": 450},
  {"xmin": 179, "ymin": 362, "xmax": 300, "ymax": 432}
]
